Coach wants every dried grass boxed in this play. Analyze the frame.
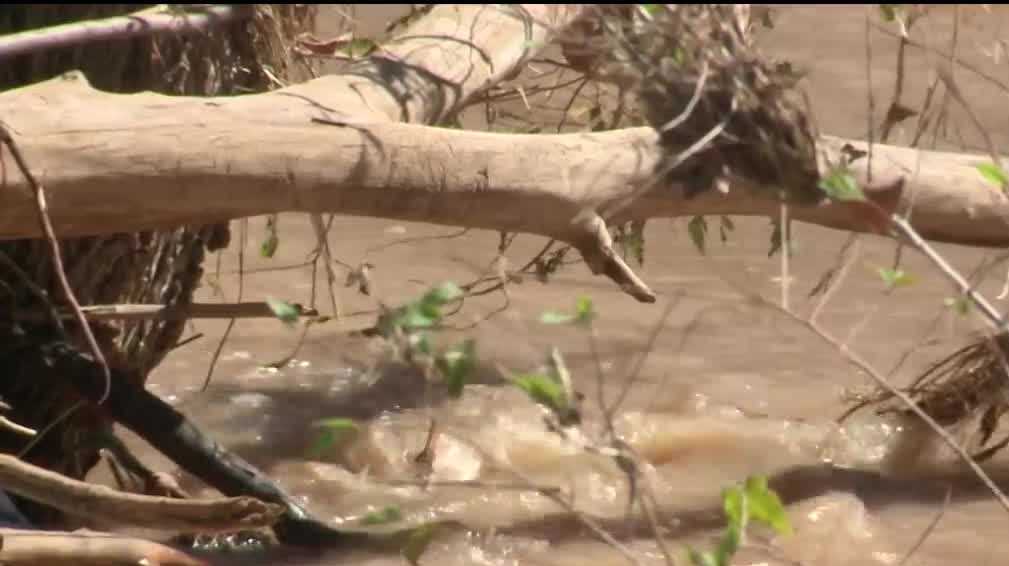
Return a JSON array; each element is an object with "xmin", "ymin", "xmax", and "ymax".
[{"xmin": 849, "ymin": 333, "xmax": 1009, "ymax": 461}]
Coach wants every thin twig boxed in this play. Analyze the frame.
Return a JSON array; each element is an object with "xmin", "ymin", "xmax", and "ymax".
[
  {"xmin": 891, "ymin": 216, "xmax": 1005, "ymax": 330},
  {"xmin": 897, "ymin": 485, "xmax": 952, "ymax": 566},
  {"xmin": 202, "ymin": 219, "xmax": 246, "ymax": 392},
  {"xmin": 865, "ymin": 7, "xmax": 875, "ymax": 183},
  {"xmin": 780, "ymin": 199, "xmax": 791, "ymax": 311},
  {"xmin": 11, "ymin": 301, "xmax": 320, "ymax": 322},
  {"xmin": 606, "ymin": 298, "xmax": 679, "ymax": 420}
]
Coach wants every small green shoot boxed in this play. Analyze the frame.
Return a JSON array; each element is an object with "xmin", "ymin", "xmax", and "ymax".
[
  {"xmin": 818, "ymin": 166, "xmax": 866, "ymax": 202},
  {"xmin": 341, "ymin": 37, "xmax": 378, "ymax": 58},
  {"xmin": 878, "ymin": 267, "xmax": 914, "ymax": 290},
  {"xmin": 616, "ymin": 221, "xmax": 646, "ymax": 266},
  {"xmin": 540, "ymin": 296, "xmax": 596, "ymax": 327},
  {"xmin": 401, "ymin": 523, "xmax": 439, "ymax": 566},
  {"xmin": 436, "ymin": 339, "xmax": 476, "ymax": 398},
  {"xmin": 945, "ymin": 296, "xmax": 972, "ymax": 316},
  {"xmin": 688, "ymin": 215, "xmax": 708, "ymax": 254},
  {"xmin": 374, "ymin": 282, "xmax": 480, "ymax": 399},
  {"xmin": 308, "ymin": 418, "xmax": 359, "ymax": 458},
  {"xmin": 976, "ymin": 162, "xmax": 1009, "ymax": 190},
  {"xmin": 359, "ymin": 505, "xmax": 403, "ymax": 526},
  {"xmin": 743, "ymin": 476, "xmax": 792, "ymax": 535},
  {"xmin": 514, "ymin": 373, "xmax": 568, "ymax": 415},
  {"xmin": 687, "ymin": 475, "xmax": 792, "ymax": 566},
  {"xmin": 261, "ymin": 215, "xmax": 279, "ymax": 258},
  {"xmin": 879, "ymin": 4, "xmax": 901, "ymax": 22},
  {"xmin": 266, "ymin": 297, "xmax": 299, "ymax": 328},
  {"xmin": 383, "ymin": 281, "xmax": 463, "ymax": 334}
]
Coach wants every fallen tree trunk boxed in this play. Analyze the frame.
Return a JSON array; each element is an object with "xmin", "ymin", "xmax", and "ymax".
[
  {"xmin": 2, "ymin": 71, "xmax": 1007, "ymax": 246},
  {"xmin": 2, "ymin": 72, "xmax": 1009, "ymax": 299},
  {"xmin": 3, "ymin": 4, "xmax": 1007, "ymax": 304}
]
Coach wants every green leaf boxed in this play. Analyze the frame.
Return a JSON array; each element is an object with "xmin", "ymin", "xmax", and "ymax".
[
  {"xmin": 402, "ymin": 523, "xmax": 439, "ymax": 566},
  {"xmin": 687, "ymin": 547, "xmax": 721, "ymax": 566},
  {"xmin": 878, "ymin": 267, "xmax": 915, "ymax": 289},
  {"xmin": 341, "ymin": 37, "xmax": 378, "ymax": 58},
  {"xmin": 944, "ymin": 296, "xmax": 972, "ymax": 316},
  {"xmin": 688, "ymin": 216, "xmax": 708, "ymax": 254},
  {"xmin": 421, "ymin": 282, "xmax": 464, "ymax": 307},
  {"xmin": 436, "ymin": 339, "xmax": 476, "ymax": 398},
  {"xmin": 639, "ymin": 4, "xmax": 661, "ymax": 15},
  {"xmin": 539, "ymin": 310, "xmax": 576, "ymax": 325},
  {"xmin": 616, "ymin": 221, "xmax": 646, "ymax": 266},
  {"xmin": 818, "ymin": 166, "xmax": 866, "ymax": 202},
  {"xmin": 260, "ymin": 216, "xmax": 279, "ymax": 258},
  {"xmin": 514, "ymin": 373, "xmax": 568, "ymax": 413},
  {"xmin": 879, "ymin": 4, "xmax": 901, "ymax": 22},
  {"xmin": 314, "ymin": 417, "xmax": 358, "ymax": 434},
  {"xmin": 395, "ymin": 305, "xmax": 438, "ymax": 330},
  {"xmin": 575, "ymin": 296, "xmax": 596, "ymax": 326},
  {"xmin": 411, "ymin": 332, "xmax": 432, "ymax": 356},
  {"xmin": 714, "ymin": 522, "xmax": 742, "ymax": 566},
  {"xmin": 744, "ymin": 476, "xmax": 793, "ymax": 535},
  {"xmin": 976, "ymin": 162, "xmax": 1009, "ymax": 188},
  {"xmin": 722, "ymin": 485, "xmax": 747, "ymax": 533},
  {"xmin": 671, "ymin": 46, "xmax": 686, "ymax": 67},
  {"xmin": 359, "ymin": 505, "xmax": 403, "ymax": 526},
  {"xmin": 266, "ymin": 297, "xmax": 299, "ymax": 328},
  {"xmin": 539, "ymin": 296, "xmax": 595, "ymax": 327},
  {"xmin": 308, "ymin": 418, "xmax": 359, "ymax": 458}
]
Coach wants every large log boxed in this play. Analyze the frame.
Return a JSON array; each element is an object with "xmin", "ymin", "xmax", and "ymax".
[{"xmin": 1, "ymin": 4, "xmax": 1008, "ymax": 303}]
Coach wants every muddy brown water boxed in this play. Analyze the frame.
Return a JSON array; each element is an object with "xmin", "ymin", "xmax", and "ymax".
[{"xmin": 85, "ymin": 5, "xmax": 1009, "ymax": 565}]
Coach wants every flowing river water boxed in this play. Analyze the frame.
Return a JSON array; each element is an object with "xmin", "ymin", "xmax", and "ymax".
[{"xmin": 90, "ymin": 5, "xmax": 1009, "ymax": 565}]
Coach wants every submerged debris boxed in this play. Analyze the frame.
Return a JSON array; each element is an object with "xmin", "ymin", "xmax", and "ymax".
[{"xmin": 847, "ymin": 333, "xmax": 1009, "ymax": 462}]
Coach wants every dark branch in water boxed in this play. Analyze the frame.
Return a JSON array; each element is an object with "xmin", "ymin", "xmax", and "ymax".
[{"xmin": 11, "ymin": 337, "xmax": 363, "ymax": 548}]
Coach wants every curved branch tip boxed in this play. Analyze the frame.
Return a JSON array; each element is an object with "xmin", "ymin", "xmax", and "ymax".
[{"xmin": 573, "ymin": 214, "xmax": 656, "ymax": 303}]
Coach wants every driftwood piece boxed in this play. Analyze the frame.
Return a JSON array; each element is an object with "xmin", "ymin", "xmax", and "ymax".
[
  {"xmin": 0, "ymin": 454, "xmax": 283, "ymax": 533},
  {"xmin": 0, "ymin": 527, "xmax": 208, "ymax": 566}
]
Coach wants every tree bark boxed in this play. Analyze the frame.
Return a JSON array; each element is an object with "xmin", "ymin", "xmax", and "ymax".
[{"xmin": 2, "ymin": 4, "xmax": 1008, "ymax": 303}]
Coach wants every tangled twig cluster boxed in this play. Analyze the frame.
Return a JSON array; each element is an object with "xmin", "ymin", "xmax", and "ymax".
[{"xmin": 582, "ymin": 5, "xmax": 821, "ymax": 204}]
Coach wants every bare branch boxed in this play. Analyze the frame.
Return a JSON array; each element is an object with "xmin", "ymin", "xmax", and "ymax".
[
  {"xmin": 0, "ymin": 5, "xmax": 253, "ymax": 61},
  {"xmin": 0, "ymin": 454, "xmax": 284, "ymax": 533},
  {"xmin": 11, "ymin": 301, "xmax": 320, "ymax": 322},
  {"xmin": 0, "ymin": 528, "xmax": 208, "ymax": 566}
]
